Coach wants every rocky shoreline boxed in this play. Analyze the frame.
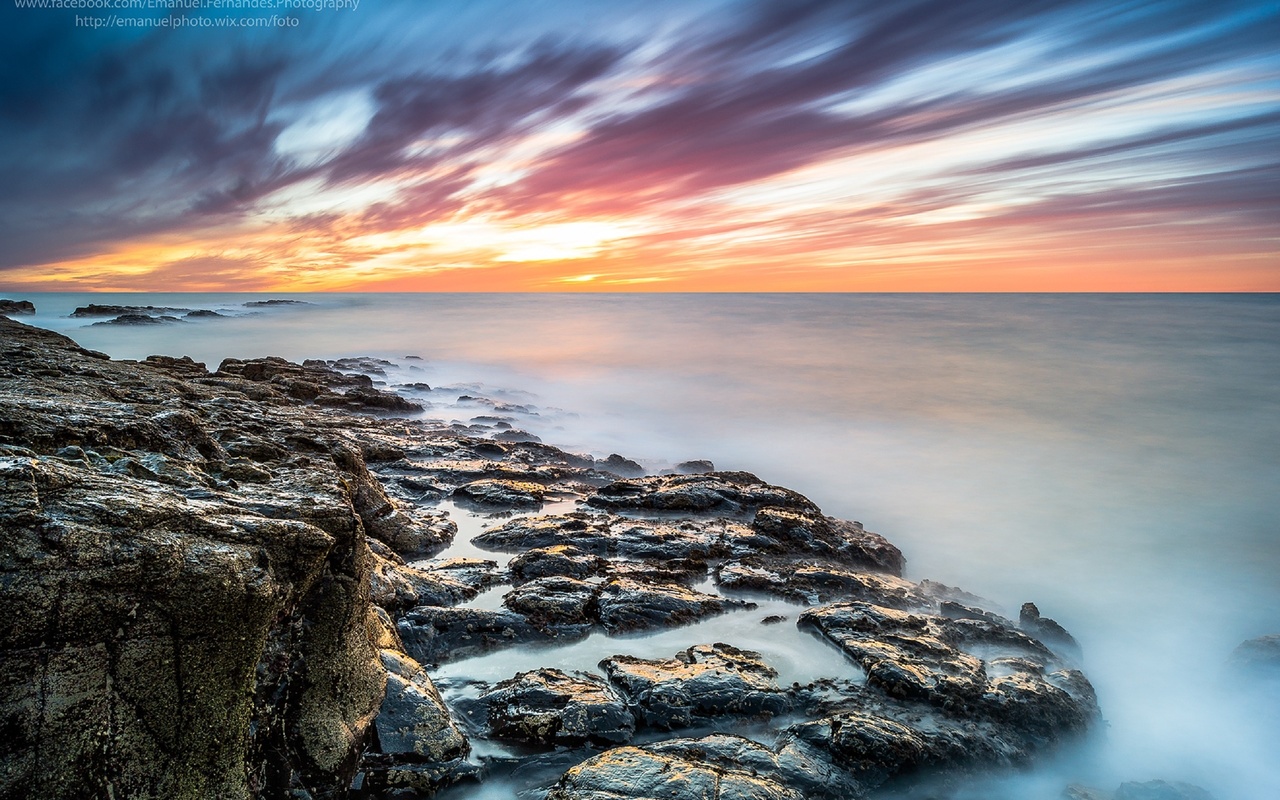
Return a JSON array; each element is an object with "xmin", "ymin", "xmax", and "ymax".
[{"xmin": 0, "ymin": 313, "xmax": 1103, "ymax": 799}]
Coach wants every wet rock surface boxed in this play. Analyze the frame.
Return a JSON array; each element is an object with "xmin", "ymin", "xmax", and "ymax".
[
  {"xmin": 0, "ymin": 316, "xmax": 1101, "ymax": 800},
  {"xmin": 602, "ymin": 643, "xmax": 791, "ymax": 729},
  {"xmin": 0, "ymin": 298, "xmax": 35, "ymax": 315},
  {"xmin": 479, "ymin": 668, "xmax": 635, "ymax": 746}
]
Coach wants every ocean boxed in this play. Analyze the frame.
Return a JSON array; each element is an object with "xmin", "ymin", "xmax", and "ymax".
[{"xmin": 11, "ymin": 292, "xmax": 1280, "ymax": 798}]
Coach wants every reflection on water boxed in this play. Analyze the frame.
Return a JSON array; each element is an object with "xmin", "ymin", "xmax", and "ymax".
[{"xmin": 14, "ymin": 292, "xmax": 1280, "ymax": 798}]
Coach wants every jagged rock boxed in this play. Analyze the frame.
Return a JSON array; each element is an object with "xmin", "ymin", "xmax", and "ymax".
[
  {"xmin": 373, "ymin": 649, "xmax": 468, "ymax": 760},
  {"xmin": 503, "ymin": 576, "xmax": 601, "ymax": 628},
  {"xmin": 602, "ymin": 644, "xmax": 791, "ymax": 729},
  {"xmin": 91, "ymin": 313, "xmax": 183, "ymax": 325},
  {"xmin": 480, "ymin": 668, "xmax": 634, "ymax": 746},
  {"xmin": 370, "ymin": 546, "xmax": 499, "ymax": 612},
  {"xmin": 70, "ymin": 303, "xmax": 190, "ymax": 317},
  {"xmin": 397, "ymin": 606, "xmax": 575, "ymax": 665},
  {"xmin": 244, "ymin": 299, "xmax": 312, "ymax": 307},
  {"xmin": 508, "ymin": 545, "xmax": 608, "ymax": 584},
  {"xmin": 594, "ymin": 577, "xmax": 750, "ymax": 633},
  {"xmin": 452, "ymin": 477, "xmax": 547, "ymax": 507},
  {"xmin": 716, "ymin": 559, "xmax": 922, "ymax": 606},
  {"xmin": 546, "ymin": 733, "xmax": 855, "ymax": 800},
  {"xmin": 0, "ymin": 299, "xmax": 35, "ymax": 315},
  {"xmin": 474, "ymin": 512, "xmax": 774, "ymax": 562},
  {"xmin": 184, "ymin": 309, "xmax": 225, "ymax": 318},
  {"xmin": 587, "ymin": 471, "xmax": 818, "ymax": 514},
  {"xmin": 598, "ymin": 453, "xmax": 645, "ymax": 476},
  {"xmin": 0, "ymin": 318, "xmax": 388, "ymax": 799},
  {"xmin": 675, "ymin": 459, "xmax": 715, "ymax": 474},
  {"xmin": 1020, "ymin": 602, "xmax": 1082, "ymax": 656}
]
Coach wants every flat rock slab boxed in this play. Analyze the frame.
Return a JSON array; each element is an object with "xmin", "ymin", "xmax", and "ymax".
[
  {"xmin": 546, "ymin": 733, "xmax": 858, "ymax": 800},
  {"xmin": 602, "ymin": 643, "xmax": 791, "ymax": 730},
  {"xmin": 480, "ymin": 668, "xmax": 635, "ymax": 747}
]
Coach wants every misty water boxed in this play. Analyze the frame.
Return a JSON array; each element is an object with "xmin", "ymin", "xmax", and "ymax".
[{"xmin": 13, "ymin": 292, "xmax": 1280, "ymax": 799}]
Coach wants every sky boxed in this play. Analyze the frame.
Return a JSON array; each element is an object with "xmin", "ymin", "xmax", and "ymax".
[{"xmin": 0, "ymin": 0, "xmax": 1277, "ymax": 292}]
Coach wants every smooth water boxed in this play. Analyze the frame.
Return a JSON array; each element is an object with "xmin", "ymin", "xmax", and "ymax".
[{"xmin": 9, "ymin": 292, "xmax": 1279, "ymax": 798}]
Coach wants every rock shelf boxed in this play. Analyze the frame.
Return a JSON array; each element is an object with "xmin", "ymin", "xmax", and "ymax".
[{"xmin": 0, "ymin": 314, "xmax": 1098, "ymax": 799}]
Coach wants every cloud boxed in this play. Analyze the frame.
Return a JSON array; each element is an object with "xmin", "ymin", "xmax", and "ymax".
[{"xmin": 0, "ymin": 0, "xmax": 1275, "ymax": 289}]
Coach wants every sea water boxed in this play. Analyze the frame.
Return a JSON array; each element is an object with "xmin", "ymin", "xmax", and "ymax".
[{"xmin": 10, "ymin": 292, "xmax": 1279, "ymax": 798}]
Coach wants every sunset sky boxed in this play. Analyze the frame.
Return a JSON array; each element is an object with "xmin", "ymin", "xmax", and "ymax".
[{"xmin": 1, "ymin": 0, "xmax": 1277, "ymax": 292}]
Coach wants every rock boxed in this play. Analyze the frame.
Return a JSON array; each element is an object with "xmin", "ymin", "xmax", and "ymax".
[
  {"xmin": 70, "ymin": 303, "xmax": 190, "ymax": 317},
  {"xmin": 587, "ymin": 471, "xmax": 819, "ymax": 514},
  {"xmin": 397, "ymin": 607, "xmax": 573, "ymax": 665},
  {"xmin": 0, "ymin": 299, "xmax": 35, "ymax": 315},
  {"xmin": 314, "ymin": 386, "xmax": 424, "ymax": 413},
  {"xmin": 0, "ymin": 318, "xmax": 388, "ymax": 799},
  {"xmin": 244, "ymin": 299, "xmax": 312, "ymax": 307},
  {"xmin": 503, "ymin": 577, "xmax": 601, "ymax": 628},
  {"xmin": 508, "ymin": 545, "xmax": 607, "ymax": 584},
  {"xmin": 717, "ymin": 559, "xmax": 922, "ymax": 605},
  {"xmin": 91, "ymin": 313, "xmax": 183, "ymax": 325},
  {"xmin": 675, "ymin": 459, "xmax": 715, "ymax": 474},
  {"xmin": 598, "ymin": 453, "xmax": 645, "ymax": 476},
  {"xmin": 474, "ymin": 512, "xmax": 772, "ymax": 562},
  {"xmin": 798, "ymin": 601, "xmax": 1096, "ymax": 743},
  {"xmin": 546, "ymin": 733, "xmax": 855, "ymax": 800},
  {"xmin": 370, "ymin": 547, "xmax": 499, "ymax": 612},
  {"xmin": 751, "ymin": 507, "xmax": 905, "ymax": 574},
  {"xmin": 1228, "ymin": 633, "xmax": 1280, "ymax": 673},
  {"xmin": 1115, "ymin": 780, "xmax": 1217, "ymax": 800},
  {"xmin": 594, "ymin": 577, "xmax": 750, "ymax": 633},
  {"xmin": 452, "ymin": 477, "xmax": 547, "ymax": 507},
  {"xmin": 1020, "ymin": 602, "xmax": 1082, "ymax": 656},
  {"xmin": 602, "ymin": 643, "xmax": 791, "ymax": 729},
  {"xmin": 139, "ymin": 354, "xmax": 209, "ymax": 378},
  {"xmin": 480, "ymin": 668, "xmax": 634, "ymax": 746},
  {"xmin": 184, "ymin": 309, "xmax": 225, "ymax": 318},
  {"xmin": 372, "ymin": 649, "xmax": 469, "ymax": 761}
]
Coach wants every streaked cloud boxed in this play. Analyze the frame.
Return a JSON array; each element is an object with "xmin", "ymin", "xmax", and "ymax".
[{"xmin": 0, "ymin": 0, "xmax": 1275, "ymax": 291}]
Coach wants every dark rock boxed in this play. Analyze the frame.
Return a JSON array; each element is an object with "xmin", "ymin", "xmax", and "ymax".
[
  {"xmin": 546, "ymin": 733, "xmax": 853, "ymax": 800},
  {"xmin": 509, "ymin": 545, "xmax": 607, "ymax": 584},
  {"xmin": 480, "ymin": 668, "xmax": 635, "ymax": 746},
  {"xmin": 675, "ymin": 459, "xmax": 715, "ymax": 474},
  {"xmin": 799, "ymin": 601, "xmax": 1096, "ymax": 741},
  {"xmin": 452, "ymin": 477, "xmax": 547, "ymax": 507},
  {"xmin": 139, "ymin": 354, "xmax": 209, "ymax": 378},
  {"xmin": 372, "ymin": 649, "xmax": 469, "ymax": 761},
  {"xmin": 0, "ymin": 318, "xmax": 388, "ymax": 799},
  {"xmin": 492, "ymin": 429, "xmax": 542, "ymax": 443},
  {"xmin": 314, "ymin": 387, "xmax": 424, "ymax": 413},
  {"xmin": 71, "ymin": 303, "xmax": 190, "ymax": 317},
  {"xmin": 595, "ymin": 577, "xmax": 750, "ymax": 634},
  {"xmin": 602, "ymin": 643, "xmax": 791, "ymax": 729},
  {"xmin": 762, "ymin": 614, "xmax": 788, "ymax": 625},
  {"xmin": 244, "ymin": 299, "xmax": 312, "ymax": 307},
  {"xmin": 397, "ymin": 607, "xmax": 575, "ymax": 665},
  {"xmin": 717, "ymin": 559, "xmax": 921, "ymax": 606},
  {"xmin": 1020, "ymin": 602, "xmax": 1082, "ymax": 656},
  {"xmin": 91, "ymin": 313, "xmax": 183, "ymax": 326},
  {"xmin": 184, "ymin": 309, "xmax": 225, "ymax": 318},
  {"xmin": 0, "ymin": 299, "xmax": 35, "ymax": 315},
  {"xmin": 587, "ymin": 471, "xmax": 820, "ymax": 515},
  {"xmin": 370, "ymin": 547, "xmax": 499, "ymax": 611},
  {"xmin": 598, "ymin": 453, "xmax": 645, "ymax": 477},
  {"xmin": 502, "ymin": 577, "xmax": 600, "ymax": 628}
]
